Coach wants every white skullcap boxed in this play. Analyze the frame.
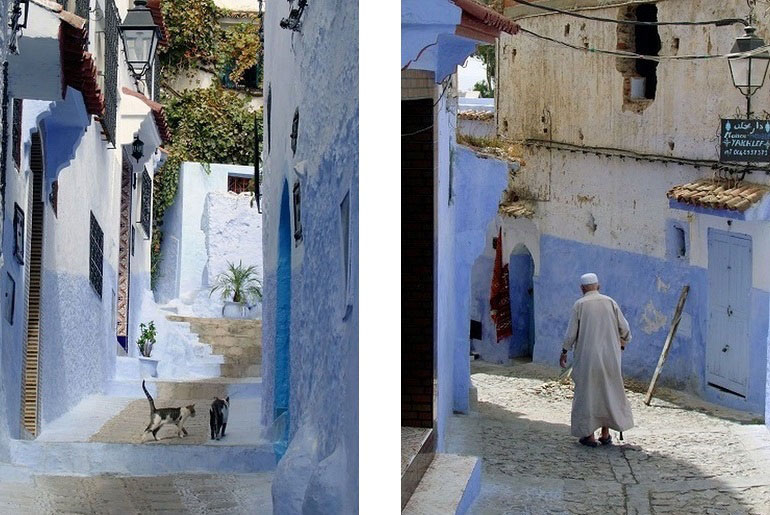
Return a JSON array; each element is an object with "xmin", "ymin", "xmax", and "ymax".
[{"xmin": 580, "ymin": 273, "xmax": 598, "ymax": 285}]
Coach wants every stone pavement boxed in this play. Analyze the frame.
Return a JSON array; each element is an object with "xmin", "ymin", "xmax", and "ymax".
[
  {"xmin": 447, "ymin": 360, "xmax": 770, "ymax": 515},
  {"xmin": 0, "ymin": 470, "xmax": 273, "ymax": 514}
]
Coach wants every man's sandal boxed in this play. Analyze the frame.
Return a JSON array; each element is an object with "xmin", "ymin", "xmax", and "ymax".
[
  {"xmin": 579, "ymin": 437, "xmax": 598, "ymax": 448},
  {"xmin": 598, "ymin": 435, "xmax": 612, "ymax": 445}
]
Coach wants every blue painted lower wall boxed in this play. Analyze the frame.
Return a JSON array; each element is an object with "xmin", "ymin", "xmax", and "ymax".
[{"xmin": 532, "ymin": 235, "xmax": 767, "ymax": 415}]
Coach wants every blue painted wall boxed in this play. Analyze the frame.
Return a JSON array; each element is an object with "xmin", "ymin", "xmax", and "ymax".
[
  {"xmin": 273, "ymin": 182, "xmax": 291, "ymax": 459},
  {"xmin": 534, "ymin": 234, "xmax": 767, "ymax": 415},
  {"xmin": 447, "ymin": 148, "xmax": 509, "ymax": 417}
]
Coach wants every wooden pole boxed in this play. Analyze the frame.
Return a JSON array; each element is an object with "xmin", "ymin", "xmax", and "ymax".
[{"xmin": 644, "ymin": 285, "xmax": 690, "ymax": 406}]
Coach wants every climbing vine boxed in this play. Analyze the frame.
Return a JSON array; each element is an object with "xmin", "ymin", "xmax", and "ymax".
[{"xmin": 151, "ymin": 0, "xmax": 263, "ymax": 284}]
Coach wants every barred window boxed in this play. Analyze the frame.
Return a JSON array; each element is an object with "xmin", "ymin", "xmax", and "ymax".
[
  {"xmin": 140, "ymin": 170, "xmax": 152, "ymax": 237},
  {"xmin": 13, "ymin": 204, "xmax": 24, "ymax": 265},
  {"xmin": 89, "ymin": 212, "xmax": 103, "ymax": 298},
  {"xmin": 12, "ymin": 99, "xmax": 22, "ymax": 169},
  {"xmin": 228, "ymin": 175, "xmax": 251, "ymax": 194},
  {"xmin": 102, "ymin": 0, "xmax": 119, "ymax": 144}
]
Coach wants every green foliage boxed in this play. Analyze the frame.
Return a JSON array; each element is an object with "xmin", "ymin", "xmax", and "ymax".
[
  {"xmin": 210, "ymin": 260, "xmax": 263, "ymax": 304},
  {"xmin": 474, "ymin": 44, "xmax": 495, "ymax": 97},
  {"xmin": 159, "ymin": 0, "xmax": 262, "ymax": 88},
  {"xmin": 137, "ymin": 321, "xmax": 157, "ymax": 358},
  {"xmin": 473, "ymin": 80, "xmax": 493, "ymax": 98}
]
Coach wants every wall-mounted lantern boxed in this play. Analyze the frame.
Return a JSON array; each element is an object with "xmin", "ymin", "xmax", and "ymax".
[
  {"xmin": 728, "ymin": 26, "xmax": 770, "ymax": 118},
  {"xmin": 280, "ymin": 0, "xmax": 308, "ymax": 31},
  {"xmin": 119, "ymin": 0, "xmax": 161, "ymax": 80},
  {"xmin": 8, "ymin": 0, "xmax": 31, "ymax": 54},
  {"xmin": 131, "ymin": 135, "xmax": 145, "ymax": 162}
]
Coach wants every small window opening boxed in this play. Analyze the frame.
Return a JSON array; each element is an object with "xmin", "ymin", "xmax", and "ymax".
[
  {"xmin": 470, "ymin": 319, "xmax": 482, "ymax": 340},
  {"xmin": 674, "ymin": 226, "xmax": 686, "ymax": 258},
  {"xmin": 228, "ymin": 175, "xmax": 251, "ymax": 194},
  {"xmin": 634, "ymin": 4, "xmax": 661, "ymax": 100}
]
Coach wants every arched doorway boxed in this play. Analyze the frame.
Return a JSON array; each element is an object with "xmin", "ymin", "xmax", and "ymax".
[
  {"xmin": 274, "ymin": 181, "xmax": 292, "ymax": 459},
  {"xmin": 508, "ymin": 245, "xmax": 535, "ymax": 360}
]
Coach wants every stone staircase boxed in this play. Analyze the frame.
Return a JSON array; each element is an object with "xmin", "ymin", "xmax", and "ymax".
[{"xmin": 165, "ymin": 316, "xmax": 261, "ymax": 379}]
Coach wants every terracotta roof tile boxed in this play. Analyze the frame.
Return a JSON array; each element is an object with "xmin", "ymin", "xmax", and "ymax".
[
  {"xmin": 666, "ymin": 179, "xmax": 770, "ymax": 212},
  {"xmin": 458, "ymin": 110, "xmax": 494, "ymax": 121},
  {"xmin": 147, "ymin": 0, "xmax": 170, "ymax": 46},
  {"xmin": 122, "ymin": 87, "xmax": 172, "ymax": 143},
  {"xmin": 453, "ymin": 0, "xmax": 519, "ymax": 43},
  {"xmin": 60, "ymin": 19, "xmax": 104, "ymax": 118}
]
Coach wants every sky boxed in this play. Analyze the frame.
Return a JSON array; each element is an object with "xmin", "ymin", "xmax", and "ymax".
[{"xmin": 457, "ymin": 56, "xmax": 487, "ymax": 93}]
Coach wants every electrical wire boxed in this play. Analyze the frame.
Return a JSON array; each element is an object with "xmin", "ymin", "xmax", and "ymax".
[
  {"xmin": 509, "ymin": 0, "xmax": 747, "ymax": 27},
  {"xmin": 519, "ymin": 26, "xmax": 770, "ymax": 61}
]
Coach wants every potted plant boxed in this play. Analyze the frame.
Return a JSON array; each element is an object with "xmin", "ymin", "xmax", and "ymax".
[
  {"xmin": 210, "ymin": 260, "xmax": 263, "ymax": 319},
  {"xmin": 137, "ymin": 321, "xmax": 158, "ymax": 378}
]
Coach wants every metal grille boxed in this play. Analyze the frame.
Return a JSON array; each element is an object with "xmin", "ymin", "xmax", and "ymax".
[
  {"xmin": 141, "ymin": 170, "xmax": 152, "ymax": 237},
  {"xmin": 102, "ymin": 0, "xmax": 119, "ymax": 145},
  {"xmin": 1, "ymin": 62, "xmax": 9, "ymax": 211},
  {"xmin": 75, "ymin": 0, "xmax": 90, "ymax": 19},
  {"xmin": 90, "ymin": 212, "xmax": 104, "ymax": 298},
  {"xmin": 13, "ymin": 99, "xmax": 22, "ymax": 169}
]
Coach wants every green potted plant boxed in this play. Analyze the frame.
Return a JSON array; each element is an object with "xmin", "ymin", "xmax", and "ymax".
[
  {"xmin": 137, "ymin": 321, "xmax": 158, "ymax": 377},
  {"xmin": 210, "ymin": 260, "xmax": 263, "ymax": 319}
]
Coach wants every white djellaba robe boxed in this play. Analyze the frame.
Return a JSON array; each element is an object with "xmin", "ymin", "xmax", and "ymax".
[{"xmin": 563, "ymin": 290, "xmax": 634, "ymax": 437}]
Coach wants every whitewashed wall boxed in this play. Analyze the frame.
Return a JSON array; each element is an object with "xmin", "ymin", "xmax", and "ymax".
[
  {"xmin": 0, "ymin": 0, "xmax": 11, "ymax": 460},
  {"xmin": 154, "ymin": 162, "xmax": 260, "ymax": 310}
]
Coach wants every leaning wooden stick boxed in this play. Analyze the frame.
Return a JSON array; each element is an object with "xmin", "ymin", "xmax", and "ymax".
[{"xmin": 644, "ymin": 285, "xmax": 690, "ymax": 406}]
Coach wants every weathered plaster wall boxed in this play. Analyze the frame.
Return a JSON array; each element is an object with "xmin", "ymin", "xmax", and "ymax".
[
  {"xmin": 496, "ymin": 149, "xmax": 770, "ymax": 414},
  {"xmin": 154, "ymin": 162, "xmax": 257, "ymax": 306},
  {"xmin": 497, "ymin": 0, "xmax": 770, "ymax": 159},
  {"xmin": 262, "ymin": 0, "xmax": 358, "ymax": 512}
]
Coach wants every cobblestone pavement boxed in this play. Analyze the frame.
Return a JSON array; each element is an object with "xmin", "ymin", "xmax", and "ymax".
[
  {"xmin": 447, "ymin": 360, "xmax": 770, "ymax": 515},
  {"xmin": 0, "ymin": 471, "xmax": 273, "ymax": 514}
]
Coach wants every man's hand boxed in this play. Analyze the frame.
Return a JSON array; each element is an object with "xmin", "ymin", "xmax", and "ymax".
[{"xmin": 559, "ymin": 352, "xmax": 567, "ymax": 369}]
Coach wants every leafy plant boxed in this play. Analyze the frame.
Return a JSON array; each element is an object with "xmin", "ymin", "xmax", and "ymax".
[
  {"xmin": 137, "ymin": 321, "xmax": 157, "ymax": 358},
  {"xmin": 210, "ymin": 261, "xmax": 263, "ymax": 304}
]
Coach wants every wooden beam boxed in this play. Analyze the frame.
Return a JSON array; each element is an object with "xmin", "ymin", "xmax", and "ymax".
[{"xmin": 644, "ymin": 285, "xmax": 690, "ymax": 406}]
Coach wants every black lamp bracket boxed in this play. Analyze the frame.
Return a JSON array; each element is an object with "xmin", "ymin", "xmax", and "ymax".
[{"xmin": 280, "ymin": 0, "xmax": 308, "ymax": 32}]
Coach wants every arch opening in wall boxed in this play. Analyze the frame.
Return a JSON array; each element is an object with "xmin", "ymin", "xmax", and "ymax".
[
  {"xmin": 508, "ymin": 244, "xmax": 535, "ymax": 361},
  {"xmin": 616, "ymin": 4, "xmax": 661, "ymax": 109}
]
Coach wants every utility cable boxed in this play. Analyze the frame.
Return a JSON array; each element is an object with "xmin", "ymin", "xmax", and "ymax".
[
  {"xmin": 519, "ymin": 26, "xmax": 770, "ymax": 61},
  {"xmin": 509, "ymin": 0, "xmax": 747, "ymax": 27}
]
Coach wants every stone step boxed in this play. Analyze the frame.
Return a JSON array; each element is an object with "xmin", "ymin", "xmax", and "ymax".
[
  {"xmin": 202, "ymin": 336, "xmax": 260, "ymax": 349},
  {"xmin": 219, "ymin": 363, "xmax": 260, "ymax": 378},
  {"xmin": 9, "ymin": 440, "xmax": 275, "ymax": 476},
  {"xmin": 165, "ymin": 315, "xmax": 261, "ymax": 334},
  {"xmin": 105, "ymin": 378, "xmax": 261, "ymax": 400},
  {"xmin": 402, "ymin": 454, "xmax": 481, "ymax": 515},
  {"xmin": 211, "ymin": 345, "xmax": 261, "ymax": 361}
]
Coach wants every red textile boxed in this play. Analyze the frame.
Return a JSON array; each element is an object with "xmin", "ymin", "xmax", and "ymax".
[{"xmin": 490, "ymin": 227, "xmax": 513, "ymax": 342}]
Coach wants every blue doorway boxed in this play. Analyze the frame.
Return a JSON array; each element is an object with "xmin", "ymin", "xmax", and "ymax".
[
  {"xmin": 508, "ymin": 245, "xmax": 535, "ymax": 360},
  {"xmin": 274, "ymin": 182, "xmax": 292, "ymax": 459}
]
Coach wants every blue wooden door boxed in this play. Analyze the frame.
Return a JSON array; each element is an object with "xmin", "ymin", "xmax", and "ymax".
[{"xmin": 707, "ymin": 230, "xmax": 751, "ymax": 397}]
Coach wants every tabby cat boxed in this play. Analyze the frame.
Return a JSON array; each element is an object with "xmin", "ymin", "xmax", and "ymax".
[{"xmin": 141, "ymin": 380, "xmax": 196, "ymax": 442}]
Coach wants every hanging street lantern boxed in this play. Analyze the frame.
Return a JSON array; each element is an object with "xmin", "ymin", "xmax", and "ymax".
[
  {"xmin": 728, "ymin": 26, "xmax": 770, "ymax": 118},
  {"xmin": 132, "ymin": 136, "xmax": 145, "ymax": 162},
  {"xmin": 8, "ymin": 0, "xmax": 31, "ymax": 54},
  {"xmin": 119, "ymin": 0, "xmax": 161, "ymax": 80}
]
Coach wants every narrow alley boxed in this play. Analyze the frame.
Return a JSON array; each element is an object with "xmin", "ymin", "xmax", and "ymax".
[{"xmin": 443, "ymin": 361, "xmax": 770, "ymax": 514}]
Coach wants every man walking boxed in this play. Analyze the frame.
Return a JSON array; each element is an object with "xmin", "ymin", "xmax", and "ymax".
[{"xmin": 559, "ymin": 273, "xmax": 634, "ymax": 447}]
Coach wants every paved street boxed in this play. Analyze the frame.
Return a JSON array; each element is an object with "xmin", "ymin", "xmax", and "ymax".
[
  {"xmin": 448, "ymin": 361, "xmax": 770, "ymax": 515},
  {"xmin": 0, "ymin": 470, "xmax": 273, "ymax": 514}
]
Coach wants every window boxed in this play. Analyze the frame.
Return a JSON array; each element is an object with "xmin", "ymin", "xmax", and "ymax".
[
  {"xmin": 617, "ymin": 4, "xmax": 661, "ymax": 108},
  {"xmin": 674, "ymin": 227, "xmax": 686, "ymax": 258},
  {"xmin": 12, "ymin": 99, "xmax": 22, "ymax": 170},
  {"xmin": 13, "ymin": 204, "xmax": 24, "ymax": 265},
  {"xmin": 666, "ymin": 221, "xmax": 689, "ymax": 261},
  {"xmin": 140, "ymin": 170, "xmax": 152, "ymax": 237},
  {"xmin": 290, "ymin": 109, "xmax": 299, "ymax": 155},
  {"xmin": 49, "ymin": 180, "xmax": 58, "ymax": 217},
  {"xmin": 98, "ymin": 0, "xmax": 119, "ymax": 144},
  {"xmin": 470, "ymin": 319, "xmax": 482, "ymax": 340},
  {"xmin": 4, "ymin": 273, "xmax": 15, "ymax": 325},
  {"xmin": 228, "ymin": 175, "xmax": 251, "ymax": 194},
  {"xmin": 89, "ymin": 212, "xmax": 104, "ymax": 298},
  {"xmin": 293, "ymin": 182, "xmax": 302, "ymax": 243}
]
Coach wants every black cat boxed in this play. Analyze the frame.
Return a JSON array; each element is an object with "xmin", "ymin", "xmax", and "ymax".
[{"xmin": 210, "ymin": 397, "xmax": 230, "ymax": 440}]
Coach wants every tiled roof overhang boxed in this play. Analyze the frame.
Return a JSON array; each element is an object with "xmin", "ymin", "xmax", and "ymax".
[
  {"xmin": 453, "ymin": 0, "xmax": 519, "ymax": 43},
  {"xmin": 147, "ymin": 0, "xmax": 170, "ymax": 47},
  {"xmin": 60, "ymin": 19, "xmax": 104, "ymax": 118},
  {"xmin": 667, "ymin": 179, "xmax": 769, "ymax": 212},
  {"xmin": 121, "ymin": 87, "xmax": 172, "ymax": 143}
]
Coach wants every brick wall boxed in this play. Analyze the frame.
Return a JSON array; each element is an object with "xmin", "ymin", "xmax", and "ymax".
[
  {"xmin": 402, "ymin": 97, "xmax": 435, "ymax": 428},
  {"xmin": 402, "ymin": 70, "xmax": 436, "ymax": 100}
]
